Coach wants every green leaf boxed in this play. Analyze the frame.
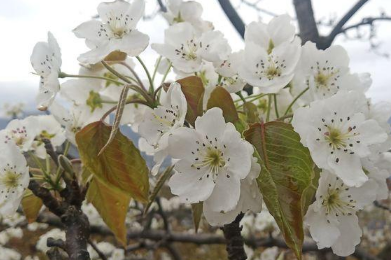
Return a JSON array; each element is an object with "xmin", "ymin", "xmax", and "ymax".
[
  {"xmin": 86, "ymin": 177, "xmax": 131, "ymax": 246},
  {"xmin": 144, "ymin": 166, "xmax": 174, "ymax": 214},
  {"xmin": 244, "ymin": 121, "xmax": 316, "ymax": 260},
  {"xmin": 207, "ymin": 86, "xmax": 239, "ymax": 124},
  {"xmin": 177, "ymin": 76, "xmax": 205, "ymax": 126},
  {"xmin": 243, "ymin": 102, "xmax": 260, "ymax": 124},
  {"xmin": 22, "ymin": 190, "xmax": 43, "ymax": 223},
  {"xmin": 76, "ymin": 121, "xmax": 149, "ymax": 203},
  {"xmin": 191, "ymin": 202, "xmax": 203, "ymax": 233}
]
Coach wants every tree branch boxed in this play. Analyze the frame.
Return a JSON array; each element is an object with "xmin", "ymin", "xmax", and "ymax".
[
  {"xmin": 157, "ymin": 0, "xmax": 167, "ymax": 12},
  {"xmin": 222, "ymin": 213, "xmax": 247, "ymax": 260},
  {"xmin": 293, "ymin": 0, "xmax": 320, "ymax": 45},
  {"xmin": 340, "ymin": 16, "xmax": 391, "ymax": 34},
  {"xmin": 325, "ymin": 0, "xmax": 369, "ymax": 47},
  {"xmin": 217, "ymin": 0, "xmax": 245, "ymax": 39}
]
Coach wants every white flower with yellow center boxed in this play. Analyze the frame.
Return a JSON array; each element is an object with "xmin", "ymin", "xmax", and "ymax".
[
  {"xmin": 239, "ymin": 15, "xmax": 301, "ymax": 93},
  {"xmin": 305, "ymin": 170, "xmax": 377, "ymax": 256},
  {"xmin": 203, "ymin": 156, "xmax": 262, "ymax": 226},
  {"xmin": 73, "ymin": 0, "xmax": 149, "ymax": 64},
  {"xmin": 292, "ymin": 91, "xmax": 388, "ymax": 187},
  {"xmin": 293, "ymin": 42, "xmax": 371, "ymax": 103},
  {"xmin": 0, "ymin": 118, "xmax": 37, "ymax": 152},
  {"xmin": 139, "ymin": 82, "xmax": 187, "ymax": 174},
  {"xmin": 0, "ymin": 142, "xmax": 29, "ymax": 216},
  {"xmin": 167, "ymin": 108, "xmax": 254, "ymax": 212},
  {"xmin": 30, "ymin": 32, "xmax": 62, "ymax": 110},
  {"xmin": 152, "ymin": 22, "xmax": 231, "ymax": 73}
]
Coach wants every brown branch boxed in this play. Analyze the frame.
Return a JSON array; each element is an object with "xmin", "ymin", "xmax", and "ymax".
[
  {"xmin": 222, "ymin": 213, "xmax": 247, "ymax": 260},
  {"xmin": 293, "ymin": 0, "xmax": 320, "ymax": 44},
  {"xmin": 324, "ymin": 0, "xmax": 369, "ymax": 47},
  {"xmin": 88, "ymin": 240, "xmax": 108, "ymax": 260},
  {"xmin": 28, "ymin": 179, "xmax": 66, "ymax": 216},
  {"xmin": 217, "ymin": 0, "xmax": 245, "ymax": 38},
  {"xmin": 241, "ymin": 0, "xmax": 278, "ymax": 17},
  {"xmin": 340, "ymin": 17, "xmax": 391, "ymax": 34}
]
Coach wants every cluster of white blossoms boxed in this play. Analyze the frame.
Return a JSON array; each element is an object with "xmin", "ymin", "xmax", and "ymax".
[{"xmin": 0, "ymin": 0, "xmax": 386, "ymax": 258}]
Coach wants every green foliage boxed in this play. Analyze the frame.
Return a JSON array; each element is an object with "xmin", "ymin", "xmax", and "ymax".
[
  {"xmin": 207, "ymin": 86, "xmax": 239, "ymax": 124},
  {"xmin": 244, "ymin": 121, "xmax": 318, "ymax": 260},
  {"xmin": 22, "ymin": 190, "xmax": 43, "ymax": 224}
]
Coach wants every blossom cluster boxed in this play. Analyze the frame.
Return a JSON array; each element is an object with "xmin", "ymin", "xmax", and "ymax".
[{"xmin": 0, "ymin": 0, "xmax": 389, "ymax": 258}]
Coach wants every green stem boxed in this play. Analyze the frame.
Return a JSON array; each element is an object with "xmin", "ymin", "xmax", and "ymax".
[
  {"xmin": 236, "ymin": 92, "xmax": 247, "ymax": 104},
  {"xmin": 273, "ymin": 94, "xmax": 280, "ymax": 118},
  {"xmin": 136, "ymin": 56, "xmax": 154, "ymax": 94},
  {"xmin": 160, "ymin": 63, "xmax": 172, "ymax": 87},
  {"xmin": 266, "ymin": 95, "xmax": 272, "ymax": 122},
  {"xmin": 152, "ymin": 56, "xmax": 162, "ymax": 83},
  {"xmin": 283, "ymin": 87, "xmax": 309, "ymax": 116},
  {"xmin": 59, "ymin": 72, "xmax": 124, "ymax": 86}
]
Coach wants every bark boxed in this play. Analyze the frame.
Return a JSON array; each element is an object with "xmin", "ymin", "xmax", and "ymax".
[{"xmin": 222, "ymin": 213, "xmax": 247, "ymax": 260}]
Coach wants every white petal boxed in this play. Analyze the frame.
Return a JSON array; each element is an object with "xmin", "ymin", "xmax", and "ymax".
[{"xmin": 205, "ymin": 173, "xmax": 241, "ymax": 212}]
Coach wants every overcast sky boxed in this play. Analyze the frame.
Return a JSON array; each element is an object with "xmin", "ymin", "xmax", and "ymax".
[{"xmin": 0, "ymin": 0, "xmax": 390, "ymax": 114}]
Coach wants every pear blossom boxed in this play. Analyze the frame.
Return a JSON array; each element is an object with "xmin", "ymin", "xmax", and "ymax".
[
  {"xmin": 214, "ymin": 51, "xmax": 246, "ymax": 93},
  {"xmin": 245, "ymin": 15, "xmax": 296, "ymax": 50},
  {"xmin": 0, "ymin": 118, "xmax": 37, "ymax": 152},
  {"xmin": 168, "ymin": 108, "xmax": 254, "ymax": 212},
  {"xmin": 0, "ymin": 142, "xmax": 29, "ymax": 216},
  {"xmin": 361, "ymin": 154, "xmax": 391, "ymax": 200},
  {"xmin": 293, "ymin": 42, "xmax": 372, "ymax": 102},
  {"xmin": 30, "ymin": 115, "xmax": 66, "ymax": 159},
  {"xmin": 305, "ymin": 170, "xmax": 377, "ymax": 256},
  {"xmin": 239, "ymin": 15, "xmax": 301, "ymax": 93},
  {"xmin": 292, "ymin": 91, "xmax": 388, "ymax": 187},
  {"xmin": 162, "ymin": 0, "xmax": 213, "ymax": 33},
  {"xmin": 203, "ymin": 156, "xmax": 262, "ymax": 226},
  {"xmin": 138, "ymin": 82, "xmax": 187, "ymax": 174},
  {"xmin": 152, "ymin": 22, "xmax": 231, "ymax": 73},
  {"xmin": 49, "ymin": 102, "xmax": 104, "ymax": 146},
  {"xmin": 30, "ymin": 32, "xmax": 62, "ymax": 110},
  {"xmin": 73, "ymin": 0, "xmax": 149, "ymax": 64}
]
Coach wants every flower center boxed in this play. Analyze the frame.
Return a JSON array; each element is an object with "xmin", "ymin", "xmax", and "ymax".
[
  {"xmin": 202, "ymin": 147, "xmax": 226, "ymax": 174},
  {"xmin": 320, "ymin": 181, "xmax": 356, "ymax": 217},
  {"xmin": 266, "ymin": 65, "xmax": 281, "ymax": 79},
  {"xmin": 1, "ymin": 171, "xmax": 21, "ymax": 189},
  {"xmin": 323, "ymin": 126, "xmax": 353, "ymax": 149},
  {"xmin": 315, "ymin": 73, "xmax": 332, "ymax": 88},
  {"xmin": 86, "ymin": 91, "xmax": 103, "ymax": 112},
  {"xmin": 175, "ymin": 40, "xmax": 199, "ymax": 61}
]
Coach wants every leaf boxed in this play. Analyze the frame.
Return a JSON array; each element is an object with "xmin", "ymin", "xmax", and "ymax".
[
  {"xmin": 144, "ymin": 165, "xmax": 174, "ymax": 214},
  {"xmin": 176, "ymin": 76, "xmax": 205, "ymax": 126},
  {"xmin": 244, "ymin": 121, "xmax": 316, "ymax": 260},
  {"xmin": 191, "ymin": 202, "xmax": 203, "ymax": 233},
  {"xmin": 22, "ymin": 190, "xmax": 43, "ymax": 223},
  {"xmin": 243, "ymin": 103, "xmax": 260, "ymax": 124},
  {"xmin": 99, "ymin": 85, "xmax": 130, "ymax": 155},
  {"xmin": 207, "ymin": 86, "xmax": 239, "ymax": 124},
  {"xmin": 76, "ymin": 121, "xmax": 149, "ymax": 203},
  {"xmin": 86, "ymin": 177, "xmax": 131, "ymax": 246}
]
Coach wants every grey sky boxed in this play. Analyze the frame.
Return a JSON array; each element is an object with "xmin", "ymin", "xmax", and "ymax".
[{"xmin": 0, "ymin": 0, "xmax": 390, "ymax": 113}]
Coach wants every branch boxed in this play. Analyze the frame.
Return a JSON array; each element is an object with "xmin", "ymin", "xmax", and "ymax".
[
  {"xmin": 325, "ymin": 0, "xmax": 370, "ymax": 47},
  {"xmin": 217, "ymin": 0, "xmax": 245, "ymax": 38},
  {"xmin": 157, "ymin": 0, "xmax": 167, "ymax": 12},
  {"xmin": 293, "ymin": 0, "xmax": 320, "ymax": 44},
  {"xmin": 340, "ymin": 16, "xmax": 391, "ymax": 34},
  {"xmin": 241, "ymin": 0, "xmax": 278, "ymax": 17},
  {"xmin": 222, "ymin": 213, "xmax": 247, "ymax": 260}
]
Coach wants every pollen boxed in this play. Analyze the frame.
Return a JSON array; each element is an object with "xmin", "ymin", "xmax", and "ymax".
[{"xmin": 1, "ymin": 171, "xmax": 21, "ymax": 189}]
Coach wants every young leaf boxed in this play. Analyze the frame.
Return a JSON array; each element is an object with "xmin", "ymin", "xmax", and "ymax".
[
  {"xmin": 76, "ymin": 121, "xmax": 149, "ymax": 203},
  {"xmin": 22, "ymin": 190, "xmax": 43, "ymax": 223},
  {"xmin": 86, "ymin": 176, "xmax": 131, "ymax": 246},
  {"xmin": 244, "ymin": 121, "xmax": 316, "ymax": 260},
  {"xmin": 207, "ymin": 86, "xmax": 239, "ymax": 124},
  {"xmin": 176, "ymin": 76, "xmax": 205, "ymax": 126},
  {"xmin": 144, "ymin": 165, "xmax": 174, "ymax": 214},
  {"xmin": 191, "ymin": 202, "xmax": 203, "ymax": 233}
]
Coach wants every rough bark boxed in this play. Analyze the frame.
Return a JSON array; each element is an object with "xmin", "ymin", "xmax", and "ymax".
[{"xmin": 222, "ymin": 213, "xmax": 247, "ymax": 260}]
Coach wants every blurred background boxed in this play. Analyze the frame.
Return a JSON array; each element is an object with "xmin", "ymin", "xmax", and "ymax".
[{"xmin": 0, "ymin": 0, "xmax": 391, "ymax": 260}]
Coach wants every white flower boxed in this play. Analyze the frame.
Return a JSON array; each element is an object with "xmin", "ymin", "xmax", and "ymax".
[
  {"xmin": 74, "ymin": 0, "xmax": 149, "ymax": 64},
  {"xmin": 293, "ymin": 42, "xmax": 371, "ymax": 102},
  {"xmin": 167, "ymin": 108, "xmax": 254, "ymax": 212},
  {"xmin": 0, "ymin": 142, "xmax": 29, "ymax": 216},
  {"xmin": 245, "ymin": 15, "xmax": 296, "ymax": 50},
  {"xmin": 214, "ymin": 51, "xmax": 247, "ymax": 93},
  {"xmin": 49, "ymin": 102, "xmax": 104, "ymax": 146},
  {"xmin": 239, "ymin": 40, "xmax": 300, "ymax": 93},
  {"xmin": 203, "ymin": 156, "xmax": 262, "ymax": 226},
  {"xmin": 30, "ymin": 115, "xmax": 66, "ymax": 159},
  {"xmin": 162, "ymin": 0, "xmax": 213, "ymax": 33},
  {"xmin": 260, "ymin": 247, "xmax": 279, "ymax": 260},
  {"xmin": 0, "ymin": 245, "xmax": 21, "ymax": 260},
  {"xmin": 152, "ymin": 22, "xmax": 231, "ymax": 73},
  {"xmin": 238, "ymin": 15, "xmax": 301, "ymax": 93},
  {"xmin": 138, "ymin": 82, "xmax": 187, "ymax": 174},
  {"xmin": 292, "ymin": 91, "xmax": 388, "ymax": 187},
  {"xmin": 0, "ymin": 118, "xmax": 37, "ymax": 152},
  {"xmin": 30, "ymin": 32, "xmax": 62, "ymax": 110},
  {"xmin": 361, "ymin": 154, "xmax": 391, "ymax": 200},
  {"xmin": 305, "ymin": 170, "xmax": 377, "ymax": 256}
]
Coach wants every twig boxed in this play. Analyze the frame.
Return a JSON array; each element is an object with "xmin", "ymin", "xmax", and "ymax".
[
  {"xmin": 217, "ymin": 0, "xmax": 245, "ymax": 38},
  {"xmin": 222, "ymin": 213, "xmax": 247, "ymax": 260},
  {"xmin": 88, "ymin": 240, "xmax": 108, "ymax": 260}
]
